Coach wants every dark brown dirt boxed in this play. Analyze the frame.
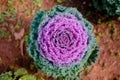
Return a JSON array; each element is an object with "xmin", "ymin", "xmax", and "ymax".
[{"xmin": 0, "ymin": 0, "xmax": 120, "ymax": 80}]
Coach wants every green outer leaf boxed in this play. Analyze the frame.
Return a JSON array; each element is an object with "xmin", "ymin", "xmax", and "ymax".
[
  {"xmin": 0, "ymin": 71, "xmax": 13, "ymax": 80},
  {"xmin": 27, "ymin": 5, "xmax": 99, "ymax": 80},
  {"xmin": 37, "ymin": 77, "xmax": 44, "ymax": 80},
  {"xmin": 19, "ymin": 75, "xmax": 36, "ymax": 80},
  {"xmin": 14, "ymin": 68, "xmax": 28, "ymax": 77},
  {"xmin": 57, "ymin": 0, "xmax": 63, "ymax": 3}
]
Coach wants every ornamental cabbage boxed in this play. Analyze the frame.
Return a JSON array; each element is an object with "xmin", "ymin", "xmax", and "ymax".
[
  {"xmin": 93, "ymin": 0, "xmax": 120, "ymax": 16},
  {"xmin": 27, "ymin": 5, "xmax": 99, "ymax": 80}
]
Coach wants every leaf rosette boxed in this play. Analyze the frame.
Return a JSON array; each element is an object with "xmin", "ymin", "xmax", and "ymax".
[{"xmin": 27, "ymin": 5, "xmax": 99, "ymax": 80}]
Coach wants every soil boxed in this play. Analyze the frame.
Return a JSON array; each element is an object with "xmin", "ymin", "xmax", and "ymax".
[{"xmin": 0, "ymin": 0, "xmax": 120, "ymax": 80}]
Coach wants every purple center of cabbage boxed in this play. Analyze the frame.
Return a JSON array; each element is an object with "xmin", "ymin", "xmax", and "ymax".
[{"xmin": 37, "ymin": 14, "xmax": 88, "ymax": 66}]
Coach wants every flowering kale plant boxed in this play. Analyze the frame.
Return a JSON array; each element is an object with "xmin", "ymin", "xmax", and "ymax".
[
  {"xmin": 93, "ymin": 0, "xmax": 120, "ymax": 16},
  {"xmin": 27, "ymin": 5, "xmax": 99, "ymax": 80}
]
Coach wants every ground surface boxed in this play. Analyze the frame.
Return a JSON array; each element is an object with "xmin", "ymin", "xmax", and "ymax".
[{"xmin": 0, "ymin": 0, "xmax": 120, "ymax": 80}]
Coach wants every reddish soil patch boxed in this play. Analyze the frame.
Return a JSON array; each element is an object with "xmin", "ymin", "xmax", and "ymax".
[
  {"xmin": 82, "ymin": 21, "xmax": 120, "ymax": 80},
  {"xmin": 0, "ymin": 0, "xmax": 120, "ymax": 80},
  {"xmin": 0, "ymin": 39, "xmax": 20, "ymax": 73}
]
